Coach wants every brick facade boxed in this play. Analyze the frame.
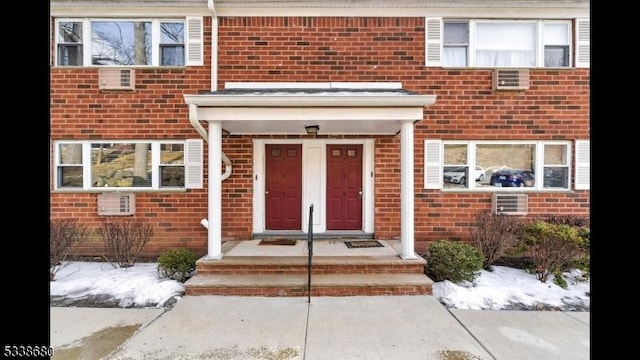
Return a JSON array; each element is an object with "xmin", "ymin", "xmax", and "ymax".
[{"xmin": 50, "ymin": 13, "xmax": 589, "ymax": 257}]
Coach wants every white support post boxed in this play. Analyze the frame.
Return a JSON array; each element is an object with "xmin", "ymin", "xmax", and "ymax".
[
  {"xmin": 207, "ymin": 121, "xmax": 223, "ymax": 259},
  {"xmin": 400, "ymin": 120, "xmax": 417, "ymax": 259}
]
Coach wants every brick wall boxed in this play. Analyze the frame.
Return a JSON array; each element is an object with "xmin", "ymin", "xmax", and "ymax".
[
  {"xmin": 50, "ymin": 16, "xmax": 590, "ymax": 257},
  {"xmin": 217, "ymin": 17, "xmax": 426, "ymax": 86},
  {"xmin": 215, "ymin": 17, "xmax": 590, "ymax": 252},
  {"xmin": 50, "ymin": 18, "xmax": 215, "ymax": 258}
]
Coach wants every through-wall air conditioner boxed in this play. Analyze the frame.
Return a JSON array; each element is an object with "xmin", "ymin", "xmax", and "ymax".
[
  {"xmin": 98, "ymin": 68, "xmax": 135, "ymax": 90},
  {"xmin": 491, "ymin": 193, "xmax": 528, "ymax": 215},
  {"xmin": 492, "ymin": 68, "xmax": 530, "ymax": 90},
  {"xmin": 97, "ymin": 193, "xmax": 136, "ymax": 216}
]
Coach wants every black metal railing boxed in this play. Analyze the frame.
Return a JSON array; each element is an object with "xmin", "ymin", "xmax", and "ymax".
[{"xmin": 307, "ymin": 204, "xmax": 314, "ymax": 303}]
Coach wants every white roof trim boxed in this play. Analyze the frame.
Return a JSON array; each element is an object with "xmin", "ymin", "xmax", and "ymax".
[
  {"xmin": 225, "ymin": 82, "xmax": 403, "ymax": 90},
  {"xmin": 214, "ymin": 0, "xmax": 588, "ymax": 8},
  {"xmin": 184, "ymin": 94, "xmax": 436, "ymax": 107},
  {"xmin": 51, "ymin": 0, "xmax": 589, "ymax": 18}
]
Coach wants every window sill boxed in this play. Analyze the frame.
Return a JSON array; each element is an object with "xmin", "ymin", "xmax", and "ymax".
[
  {"xmin": 51, "ymin": 188, "xmax": 188, "ymax": 194},
  {"xmin": 440, "ymin": 187, "xmax": 572, "ymax": 193},
  {"xmin": 439, "ymin": 66, "xmax": 575, "ymax": 70}
]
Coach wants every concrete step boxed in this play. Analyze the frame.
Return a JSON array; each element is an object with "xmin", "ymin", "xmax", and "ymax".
[
  {"xmin": 184, "ymin": 273, "xmax": 433, "ymax": 296},
  {"xmin": 195, "ymin": 255, "xmax": 427, "ymax": 275}
]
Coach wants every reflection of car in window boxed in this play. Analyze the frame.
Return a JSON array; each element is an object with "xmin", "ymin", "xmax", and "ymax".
[
  {"xmin": 443, "ymin": 166, "xmax": 485, "ymax": 186},
  {"xmin": 543, "ymin": 168, "xmax": 567, "ymax": 187},
  {"xmin": 475, "ymin": 166, "xmax": 485, "ymax": 181},
  {"xmin": 489, "ymin": 169, "xmax": 535, "ymax": 187}
]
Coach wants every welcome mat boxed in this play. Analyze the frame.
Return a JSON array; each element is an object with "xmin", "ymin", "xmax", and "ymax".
[
  {"xmin": 344, "ymin": 240, "xmax": 384, "ymax": 249},
  {"xmin": 258, "ymin": 239, "xmax": 298, "ymax": 246}
]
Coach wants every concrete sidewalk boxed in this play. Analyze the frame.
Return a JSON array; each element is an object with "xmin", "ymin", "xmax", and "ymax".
[{"xmin": 50, "ymin": 295, "xmax": 590, "ymax": 360}]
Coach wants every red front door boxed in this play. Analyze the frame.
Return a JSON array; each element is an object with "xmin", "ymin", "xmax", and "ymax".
[
  {"xmin": 265, "ymin": 144, "xmax": 302, "ymax": 230},
  {"xmin": 326, "ymin": 144, "xmax": 363, "ymax": 230}
]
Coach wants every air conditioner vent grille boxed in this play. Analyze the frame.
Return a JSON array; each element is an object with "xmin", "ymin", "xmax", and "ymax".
[
  {"xmin": 97, "ymin": 193, "xmax": 135, "ymax": 216},
  {"xmin": 492, "ymin": 68, "xmax": 530, "ymax": 90},
  {"xmin": 491, "ymin": 193, "xmax": 528, "ymax": 215},
  {"xmin": 98, "ymin": 68, "xmax": 135, "ymax": 90}
]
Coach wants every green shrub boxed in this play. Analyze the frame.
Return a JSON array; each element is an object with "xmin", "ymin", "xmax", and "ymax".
[
  {"xmin": 426, "ymin": 240, "xmax": 484, "ymax": 283},
  {"xmin": 521, "ymin": 220, "xmax": 588, "ymax": 283},
  {"xmin": 157, "ymin": 248, "xmax": 200, "ymax": 282},
  {"xmin": 552, "ymin": 268, "xmax": 568, "ymax": 289}
]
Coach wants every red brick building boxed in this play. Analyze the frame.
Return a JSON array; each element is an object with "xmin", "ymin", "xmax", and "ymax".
[{"xmin": 50, "ymin": 0, "xmax": 590, "ymax": 261}]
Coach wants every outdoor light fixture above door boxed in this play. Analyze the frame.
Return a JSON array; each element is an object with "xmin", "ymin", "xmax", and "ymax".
[{"xmin": 305, "ymin": 125, "xmax": 320, "ymax": 135}]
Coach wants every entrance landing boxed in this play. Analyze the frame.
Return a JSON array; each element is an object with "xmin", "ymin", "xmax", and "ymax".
[{"xmin": 223, "ymin": 239, "xmax": 400, "ymax": 257}]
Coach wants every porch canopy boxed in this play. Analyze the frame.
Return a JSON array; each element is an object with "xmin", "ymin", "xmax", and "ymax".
[{"xmin": 184, "ymin": 82, "xmax": 437, "ymax": 260}]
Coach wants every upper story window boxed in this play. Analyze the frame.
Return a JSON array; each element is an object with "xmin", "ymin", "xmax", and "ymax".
[
  {"xmin": 160, "ymin": 23, "xmax": 186, "ymax": 66},
  {"xmin": 57, "ymin": 21, "xmax": 83, "ymax": 66},
  {"xmin": 544, "ymin": 23, "xmax": 570, "ymax": 67},
  {"xmin": 423, "ymin": 140, "xmax": 586, "ymax": 191},
  {"xmin": 55, "ymin": 17, "xmax": 202, "ymax": 67},
  {"xmin": 53, "ymin": 140, "xmax": 203, "ymax": 190},
  {"xmin": 443, "ymin": 22, "xmax": 469, "ymax": 67},
  {"xmin": 441, "ymin": 20, "xmax": 573, "ymax": 68}
]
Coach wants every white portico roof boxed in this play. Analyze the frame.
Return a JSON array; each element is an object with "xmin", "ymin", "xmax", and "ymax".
[{"xmin": 183, "ymin": 83, "xmax": 437, "ymax": 135}]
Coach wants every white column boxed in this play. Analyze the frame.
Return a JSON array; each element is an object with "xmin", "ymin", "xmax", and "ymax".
[
  {"xmin": 400, "ymin": 120, "xmax": 417, "ymax": 259},
  {"xmin": 207, "ymin": 121, "xmax": 223, "ymax": 259}
]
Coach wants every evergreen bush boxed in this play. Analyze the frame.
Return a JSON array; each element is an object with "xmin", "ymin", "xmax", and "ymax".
[
  {"xmin": 426, "ymin": 240, "xmax": 484, "ymax": 283},
  {"xmin": 157, "ymin": 248, "xmax": 199, "ymax": 282}
]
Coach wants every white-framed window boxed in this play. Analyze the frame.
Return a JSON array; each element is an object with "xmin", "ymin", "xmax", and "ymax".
[
  {"xmin": 57, "ymin": 21, "xmax": 84, "ymax": 66},
  {"xmin": 438, "ymin": 19, "xmax": 575, "ymax": 68},
  {"xmin": 543, "ymin": 22, "xmax": 571, "ymax": 67},
  {"xmin": 443, "ymin": 22, "xmax": 469, "ymax": 67},
  {"xmin": 54, "ymin": 17, "xmax": 203, "ymax": 67},
  {"xmin": 159, "ymin": 22, "xmax": 185, "ymax": 66},
  {"xmin": 424, "ymin": 140, "xmax": 578, "ymax": 191},
  {"xmin": 53, "ymin": 140, "xmax": 203, "ymax": 190}
]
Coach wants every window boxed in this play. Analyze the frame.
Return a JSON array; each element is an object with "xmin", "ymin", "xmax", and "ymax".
[
  {"xmin": 441, "ymin": 20, "xmax": 572, "ymax": 68},
  {"xmin": 544, "ymin": 23, "xmax": 570, "ymax": 67},
  {"xmin": 54, "ymin": 140, "xmax": 202, "ymax": 190},
  {"xmin": 475, "ymin": 22, "xmax": 536, "ymax": 67},
  {"xmin": 57, "ymin": 143, "xmax": 84, "ymax": 187},
  {"xmin": 57, "ymin": 21, "xmax": 83, "ymax": 66},
  {"xmin": 425, "ymin": 140, "xmax": 573, "ymax": 191},
  {"xmin": 91, "ymin": 21, "xmax": 153, "ymax": 66},
  {"xmin": 542, "ymin": 144, "xmax": 569, "ymax": 188},
  {"xmin": 160, "ymin": 22, "xmax": 185, "ymax": 66},
  {"xmin": 443, "ymin": 22, "xmax": 468, "ymax": 67},
  {"xmin": 55, "ymin": 18, "xmax": 198, "ymax": 67},
  {"xmin": 160, "ymin": 143, "xmax": 186, "ymax": 187}
]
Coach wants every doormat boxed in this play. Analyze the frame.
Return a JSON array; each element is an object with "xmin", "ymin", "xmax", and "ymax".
[
  {"xmin": 258, "ymin": 239, "xmax": 298, "ymax": 246},
  {"xmin": 344, "ymin": 240, "xmax": 384, "ymax": 249}
]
